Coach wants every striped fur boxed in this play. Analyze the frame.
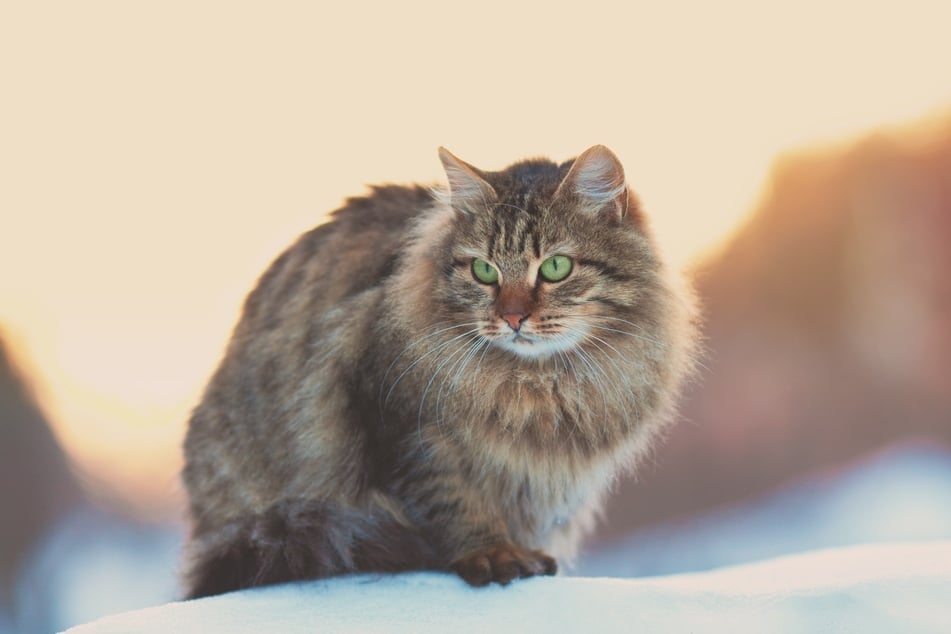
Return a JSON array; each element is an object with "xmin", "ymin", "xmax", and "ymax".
[{"xmin": 182, "ymin": 146, "xmax": 699, "ymax": 597}]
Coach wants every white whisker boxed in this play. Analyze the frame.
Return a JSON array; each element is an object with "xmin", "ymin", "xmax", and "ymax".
[
  {"xmin": 434, "ymin": 337, "xmax": 488, "ymax": 428},
  {"xmin": 554, "ymin": 344, "xmax": 589, "ymax": 436},
  {"xmin": 559, "ymin": 324, "xmax": 640, "ymax": 423},
  {"xmin": 416, "ymin": 334, "xmax": 481, "ymax": 438},
  {"xmin": 586, "ymin": 334, "xmax": 640, "ymax": 422},
  {"xmin": 563, "ymin": 338, "xmax": 612, "ymax": 422},
  {"xmin": 585, "ymin": 315, "xmax": 669, "ymax": 349},
  {"xmin": 379, "ymin": 321, "xmax": 483, "ymax": 404},
  {"xmin": 382, "ymin": 326, "xmax": 483, "ymax": 409}
]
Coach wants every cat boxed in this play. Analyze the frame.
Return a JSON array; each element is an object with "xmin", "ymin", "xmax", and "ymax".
[{"xmin": 181, "ymin": 145, "xmax": 698, "ymax": 598}]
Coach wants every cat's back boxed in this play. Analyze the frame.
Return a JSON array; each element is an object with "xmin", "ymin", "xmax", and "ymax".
[
  {"xmin": 239, "ymin": 184, "xmax": 433, "ymax": 331},
  {"xmin": 183, "ymin": 184, "xmax": 434, "ymax": 521}
]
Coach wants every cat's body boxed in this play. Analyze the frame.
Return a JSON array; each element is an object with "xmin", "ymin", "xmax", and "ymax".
[{"xmin": 182, "ymin": 146, "xmax": 697, "ymax": 598}]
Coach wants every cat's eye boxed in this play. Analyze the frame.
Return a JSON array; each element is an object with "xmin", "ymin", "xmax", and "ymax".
[
  {"xmin": 539, "ymin": 255, "xmax": 573, "ymax": 282},
  {"xmin": 472, "ymin": 258, "xmax": 499, "ymax": 284}
]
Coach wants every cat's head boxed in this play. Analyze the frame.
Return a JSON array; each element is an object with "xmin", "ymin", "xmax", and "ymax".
[{"xmin": 432, "ymin": 145, "xmax": 663, "ymax": 361}]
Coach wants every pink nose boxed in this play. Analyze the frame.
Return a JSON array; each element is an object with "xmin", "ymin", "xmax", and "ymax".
[{"xmin": 501, "ymin": 312, "xmax": 527, "ymax": 331}]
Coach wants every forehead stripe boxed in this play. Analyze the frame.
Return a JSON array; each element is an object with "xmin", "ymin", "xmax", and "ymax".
[{"xmin": 516, "ymin": 223, "xmax": 530, "ymax": 254}]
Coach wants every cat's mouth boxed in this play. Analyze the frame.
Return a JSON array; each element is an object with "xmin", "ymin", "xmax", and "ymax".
[
  {"xmin": 490, "ymin": 328, "xmax": 578, "ymax": 360},
  {"xmin": 509, "ymin": 333, "xmax": 536, "ymax": 346},
  {"xmin": 497, "ymin": 334, "xmax": 545, "ymax": 359},
  {"xmin": 480, "ymin": 316, "xmax": 587, "ymax": 360}
]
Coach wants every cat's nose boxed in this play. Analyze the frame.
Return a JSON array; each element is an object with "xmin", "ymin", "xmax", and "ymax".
[{"xmin": 501, "ymin": 312, "xmax": 528, "ymax": 331}]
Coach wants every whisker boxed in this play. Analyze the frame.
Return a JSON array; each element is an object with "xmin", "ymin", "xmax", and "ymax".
[
  {"xmin": 563, "ymin": 339, "xmax": 611, "ymax": 422},
  {"xmin": 590, "ymin": 338, "xmax": 640, "ymax": 422},
  {"xmin": 587, "ymin": 320, "xmax": 707, "ymax": 373},
  {"xmin": 474, "ymin": 335, "xmax": 493, "ymax": 371},
  {"xmin": 450, "ymin": 337, "xmax": 488, "ymax": 390},
  {"xmin": 584, "ymin": 315, "xmax": 669, "ymax": 349},
  {"xmin": 434, "ymin": 337, "xmax": 488, "ymax": 428},
  {"xmin": 552, "ymin": 313, "xmax": 669, "ymax": 350},
  {"xmin": 554, "ymin": 345, "xmax": 589, "ymax": 437},
  {"xmin": 380, "ymin": 321, "xmax": 483, "ymax": 398},
  {"xmin": 432, "ymin": 336, "xmax": 483, "ymax": 424},
  {"xmin": 560, "ymin": 325, "xmax": 639, "ymax": 420},
  {"xmin": 382, "ymin": 326, "xmax": 483, "ymax": 409},
  {"xmin": 417, "ymin": 334, "xmax": 480, "ymax": 437}
]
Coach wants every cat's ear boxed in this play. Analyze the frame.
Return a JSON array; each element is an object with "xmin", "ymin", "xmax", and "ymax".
[
  {"xmin": 438, "ymin": 147, "xmax": 498, "ymax": 216},
  {"xmin": 554, "ymin": 145, "xmax": 629, "ymax": 221}
]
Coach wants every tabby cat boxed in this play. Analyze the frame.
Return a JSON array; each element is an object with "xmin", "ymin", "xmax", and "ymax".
[{"xmin": 182, "ymin": 145, "xmax": 698, "ymax": 598}]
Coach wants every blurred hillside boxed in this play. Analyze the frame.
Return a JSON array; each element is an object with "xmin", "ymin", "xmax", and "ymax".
[
  {"xmin": 4, "ymin": 108, "xmax": 951, "ymax": 630},
  {"xmin": 598, "ymin": 112, "xmax": 951, "ymax": 542},
  {"xmin": 0, "ymin": 337, "xmax": 181, "ymax": 632},
  {"xmin": 0, "ymin": 337, "xmax": 83, "ymax": 614}
]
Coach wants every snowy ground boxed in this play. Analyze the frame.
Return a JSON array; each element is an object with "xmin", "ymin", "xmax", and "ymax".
[
  {"xmin": 9, "ymin": 441, "xmax": 951, "ymax": 633},
  {"xmin": 65, "ymin": 541, "xmax": 951, "ymax": 633},
  {"xmin": 575, "ymin": 441, "xmax": 951, "ymax": 577}
]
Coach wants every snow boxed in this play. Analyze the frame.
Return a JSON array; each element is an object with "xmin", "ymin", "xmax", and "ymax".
[
  {"xmin": 14, "ymin": 442, "xmax": 951, "ymax": 633},
  {"xmin": 64, "ymin": 541, "xmax": 951, "ymax": 633},
  {"xmin": 576, "ymin": 442, "xmax": 951, "ymax": 577}
]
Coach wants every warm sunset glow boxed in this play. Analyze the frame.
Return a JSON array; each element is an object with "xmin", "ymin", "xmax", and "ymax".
[{"xmin": 2, "ymin": 2, "xmax": 950, "ymax": 516}]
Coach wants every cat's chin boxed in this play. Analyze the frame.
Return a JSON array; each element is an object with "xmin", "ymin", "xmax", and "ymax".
[{"xmin": 493, "ymin": 334, "xmax": 579, "ymax": 361}]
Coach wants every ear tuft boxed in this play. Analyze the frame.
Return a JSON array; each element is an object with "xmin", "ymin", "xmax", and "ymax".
[
  {"xmin": 438, "ymin": 147, "xmax": 497, "ymax": 215},
  {"xmin": 555, "ymin": 145, "xmax": 628, "ymax": 219}
]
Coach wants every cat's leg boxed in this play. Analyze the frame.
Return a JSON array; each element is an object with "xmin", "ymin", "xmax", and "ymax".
[{"xmin": 404, "ymin": 467, "xmax": 558, "ymax": 586}]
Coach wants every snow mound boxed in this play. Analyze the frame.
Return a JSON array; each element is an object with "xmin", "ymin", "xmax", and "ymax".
[
  {"xmin": 578, "ymin": 442, "xmax": 951, "ymax": 577},
  {"xmin": 65, "ymin": 541, "xmax": 951, "ymax": 633}
]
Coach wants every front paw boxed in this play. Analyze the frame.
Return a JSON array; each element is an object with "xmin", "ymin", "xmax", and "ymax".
[{"xmin": 451, "ymin": 544, "xmax": 557, "ymax": 587}]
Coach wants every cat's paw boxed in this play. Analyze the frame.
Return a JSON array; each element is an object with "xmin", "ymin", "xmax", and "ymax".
[{"xmin": 451, "ymin": 544, "xmax": 557, "ymax": 587}]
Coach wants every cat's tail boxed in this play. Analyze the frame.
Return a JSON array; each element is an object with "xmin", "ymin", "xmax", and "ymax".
[{"xmin": 183, "ymin": 498, "xmax": 438, "ymax": 599}]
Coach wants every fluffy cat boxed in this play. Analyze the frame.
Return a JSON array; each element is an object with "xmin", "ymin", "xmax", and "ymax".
[{"xmin": 182, "ymin": 145, "xmax": 698, "ymax": 598}]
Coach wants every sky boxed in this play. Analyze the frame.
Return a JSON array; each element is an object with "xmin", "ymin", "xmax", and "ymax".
[{"xmin": 2, "ymin": 1, "xmax": 951, "ymax": 515}]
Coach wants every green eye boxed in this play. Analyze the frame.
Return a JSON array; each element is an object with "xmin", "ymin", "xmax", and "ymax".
[
  {"xmin": 472, "ymin": 258, "xmax": 499, "ymax": 284},
  {"xmin": 539, "ymin": 255, "xmax": 573, "ymax": 282}
]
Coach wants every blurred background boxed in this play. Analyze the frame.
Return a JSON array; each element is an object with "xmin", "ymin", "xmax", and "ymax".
[{"xmin": 2, "ymin": 2, "xmax": 950, "ymax": 631}]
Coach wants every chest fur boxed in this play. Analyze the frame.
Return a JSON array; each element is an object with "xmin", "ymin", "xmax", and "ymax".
[{"xmin": 441, "ymin": 364, "xmax": 638, "ymax": 462}]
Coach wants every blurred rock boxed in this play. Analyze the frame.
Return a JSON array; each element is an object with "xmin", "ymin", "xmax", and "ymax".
[
  {"xmin": 597, "ymin": 112, "xmax": 951, "ymax": 542},
  {"xmin": 17, "ymin": 509, "xmax": 182, "ymax": 633},
  {"xmin": 0, "ymin": 334, "xmax": 183, "ymax": 632},
  {"xmin": 0, "ymin": 335, "xmax": 83, "ymax": 610}
]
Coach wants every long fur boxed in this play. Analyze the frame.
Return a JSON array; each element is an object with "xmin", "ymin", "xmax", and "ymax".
[
  {"xmin": 184, "ymin": 499, "xmax": 438, "ymax": 599},
  {"xmin": 182, "ymin": 146, "xmax": 699, "ymax": 597}
]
